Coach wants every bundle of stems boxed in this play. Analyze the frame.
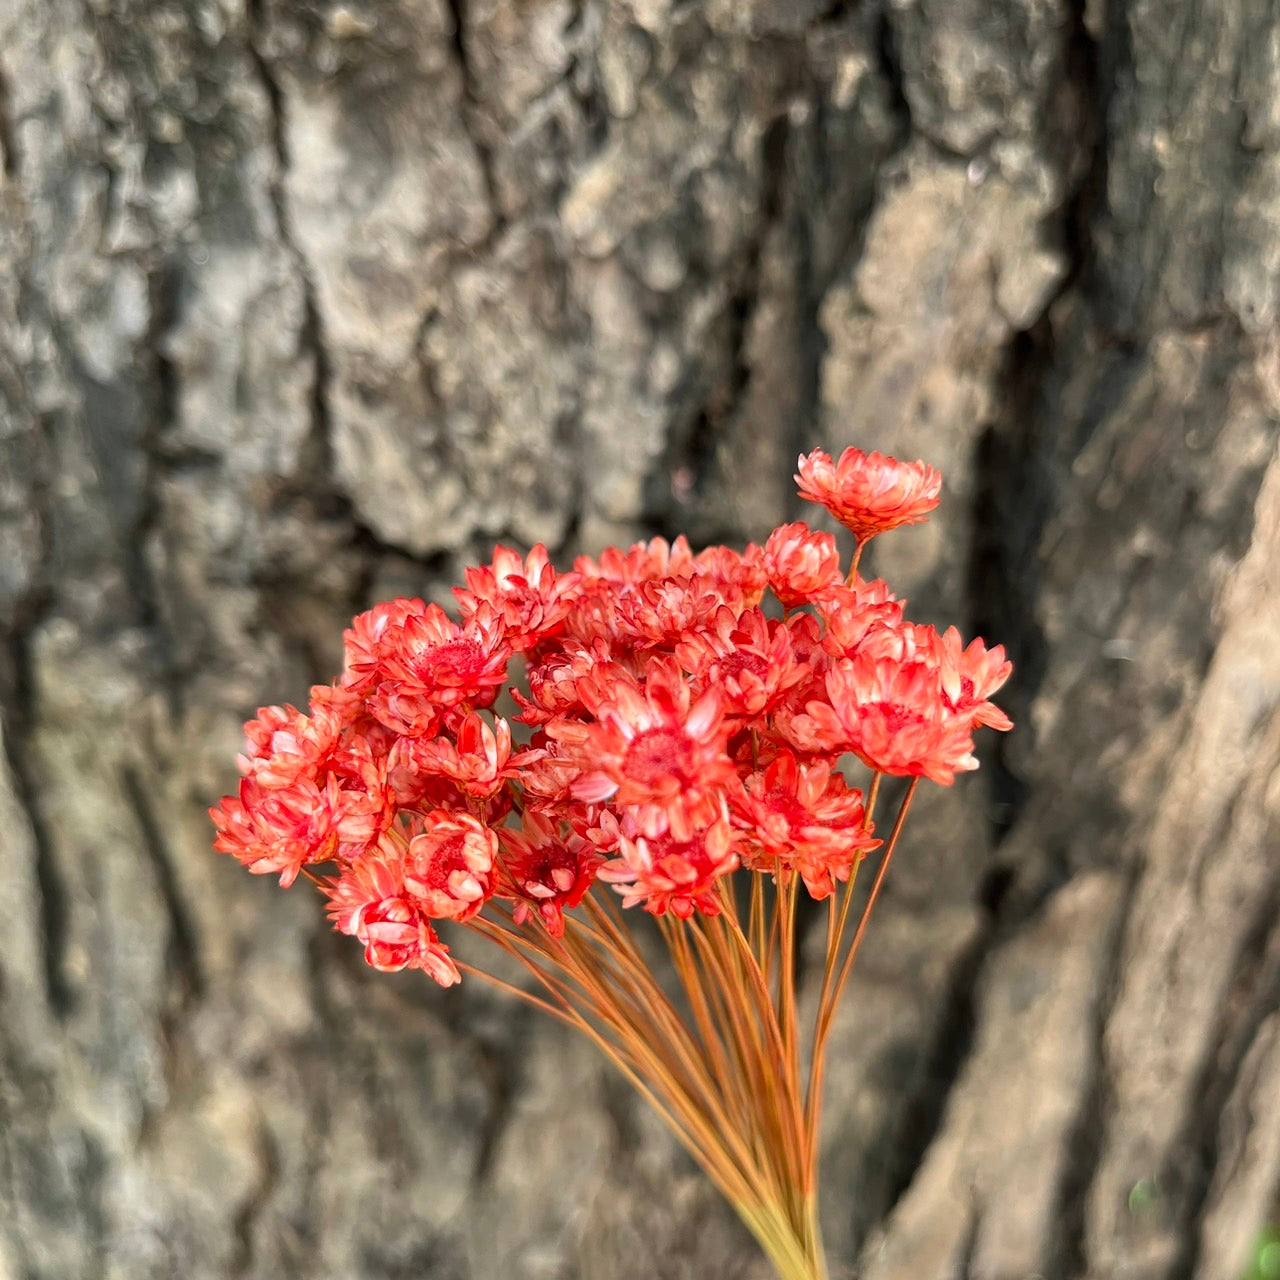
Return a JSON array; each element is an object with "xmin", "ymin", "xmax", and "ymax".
[
  {"xmin": 467, "ymin": 775, "xmax": 917, "ymax": 1280},
  {"xmin": 213, "ymin": 446, "xmax": 1011, "ymax": 1278}
]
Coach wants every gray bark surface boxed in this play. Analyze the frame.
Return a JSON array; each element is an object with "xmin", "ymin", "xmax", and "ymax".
[{"xmin": 1, "ymin": 1, "xmax": 1278, "ymax": 1277}]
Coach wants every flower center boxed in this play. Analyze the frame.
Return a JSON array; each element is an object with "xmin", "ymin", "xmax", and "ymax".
[
  {"xmin": 624, "ymin": 728, "xmax": 696, "ymax": 785},
  {"xmin": 718, "ymin": 651, "xmax": 768, "ymax": 683},
  {"xmin": 415, "ymin": 836, "xmax": 468, "ymax": 892},
  {"xmin": 423, "ymin": 637, "xmax": 484, "ymax": 677},
  {"xmin": 867, "ymin": 702, "xmax": 924, "ymax": 735},
  {"xmin": 762, "ymin": 787, "xmax": 809, "ymax": 827}
]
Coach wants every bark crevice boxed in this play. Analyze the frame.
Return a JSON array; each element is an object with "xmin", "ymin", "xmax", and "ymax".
[
  {"xmin": 468, "ymin": 1034, "xmax": 519, "ymax": 1188},
  {"xmin": 0, "ymin": 55, "xmax": 18, "ymax": 180},
  {"xmin": 128, "ymin": 260, "xmax": 185, "ymax": 720},
  {"xmin": 877, "ymin": 929, "xmax": 996, "ymax": 1226},
  {"xmin": 1168, "ymin": 874, "xmax": 1280, "ymax": 1280},
  {"xmin": 120, "ymin": 764, "xmax": 205, "ymax": 1010},
  {"xmin": 230, "ymin": 1112, "xmax": 282, "ymax": 1279},
  {"xmin": 0, "ymin": 389, "xmax": 64, "ymax": 1015},
  {"xmin": 1050, "ymin": 867, "xmax": 1140, "ymax": 1280},
  {"xmin": 447, "ymin": 0, "xmax": 505, "ymax": 237},
  {"xmin": 2, "ymin": 631, "xmax": 72, "ymax": 1019},
  {"xmin": 245, "ymin": 1, "xmax": 338, "ymax": 507},
  {"xmin": 957, "ymin": 1195, "xmax": 983, "ymax": 1280},
  {"xmin": 873, "ymin": 3, "xmax": 911, "ymax": 137}
]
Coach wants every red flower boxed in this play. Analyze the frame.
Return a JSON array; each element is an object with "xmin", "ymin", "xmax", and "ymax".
[
  {"xmin": 454, "ymin": 544, "xmax": 582, "ymax": 652},
  {"xmin": 366, "ymin": 603, "xmax": 511, "ymax": 736},
  {"xmin": 212, "ymin": 725, "xmax": 393, "ymax": 885},
  {"xmin": 826, "ymin": 620, "xmax": 1012, "ymax": 731},
  {"xmin": 599, "ymin": 817, "xmax": 739, "ymax": 919},
  {"xmin": 404, "ymin": 810, "xmax": 498, "ymax": 921},
  {"xmin": 612, "ymin": 576, "xmax": 739, "ymax": 651},
  {"xmin": 574, "ymin": 536, "xmax": 696, "ymax": 587},
  {"xmin": 325, "ymin": 735, "xmax": 397, "ymax": 850},
  {"xmin": 559, "ymin": 659, "xmax": 737, "ymax": 835},
  {"xmin": 796, "ymin": 447, "xmax": 941, "ymax": 543},
  {"xmin": 816, "ymin": 579, "xmax": 905, "ymax": 658},
  {"xmin": 515, "ymin": 638, "xmax": 618, "ymax": 726},
  {"xmin": 324, "ymin": 839, "xmax": 460, "ymax": 983},
  {"xmin": 341, "ymin": 598, "xmax": 430, "ymax": 695},
  {"xmin": 692, "ymin": 543, "xmax": 769, "ymax": 606},
  {"xmin": 763, "ymin": 522, "xmax": 842, "ymax": 608},
  {"xmin": 400, "ymin": 712, "xmax": 522, "ymax": 799},
  {"xmin": 211, "ymin": 777, "xmax": 339, "ymax": 886},
  {"xmin": 499, "ymin": 813, "xmax": 604, "ymax": 936},
  {"xmin": 515, "ymin": 736, "xmax": 585, "ymax": 809},
  {"xmin": 732, "ymin": 753, "xmax": 880, "ymax": 899},
  {"xmin": 569, "ymin": 538, "xmax": 697, "ymax": 645},
  {"xmin": 674, "ymin": 606, "xmax": 810, "ymax": 718},
  {"xmin": 810, "ymin": 655, "xmax": 978, "ymax": 785},
  {"xmin": 236, "ymin": 702, "xmax": 338, "ymax": 788},
  {"xmin": 933, "ymin": 627, "xmax": 1014, "ymax": 731}
]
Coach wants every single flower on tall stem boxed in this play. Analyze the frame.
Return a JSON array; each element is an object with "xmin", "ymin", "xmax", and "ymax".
[{"xmin": 796, "ymin": 445, "xmax": 942, "ymax": 578}]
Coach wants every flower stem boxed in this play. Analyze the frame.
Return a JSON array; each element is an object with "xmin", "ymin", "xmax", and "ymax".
[
  {"xmin": 804, "ymin": 777, "xmax": 919, "ymax": 1188},
  {"xmin": 846, "ymin": 540, "xmax": 865, "ymax": 583}
]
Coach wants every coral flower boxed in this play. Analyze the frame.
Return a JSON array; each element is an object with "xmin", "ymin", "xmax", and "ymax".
[
  {"xmin": 816, "ymin": 579, "xmax": 905, "ymax": 658},
  {"xmin": 692, "ymin": 543, "xmax": 769, "ymax": 606},
  {"xmin": 796, "ymin": 447, "xmax": 941, "ymax": 544},
  {"xmin": 732, "ymin": 753, "xmax": 880, "ymax": 899},
  {"xmin": 933, "ymin": 627, "xmax": 1014, "ymax": 731},
  {"xmin": 514, "ymin": 638, "xmax": 618, "ymax": 726},
  {"xmin": 674, "ymin": 606, "xmax": 810, "ymax": 718},
  {"xmin": 500, "ymin": 813, "xmax": 604, "ymax": 936},
  {"xmin": 454, "ymin": 543, "xmax": 582, "ymax": 651},
  {"xmin": 600, "ymin": 817, "xmax": 739, "ymax": 919},
  {"xmin": 841, "ymin": 622, "xmax": 1013, "ymax": 731},
  {"xmin": 341, "ymin": 597, "xmax": 430, "ymax": 695},
  {"xmin": 575, "ymin": 536, "xmax": 696, "ymax": 587},
  {"xmin": 812, "ymin": 655, "xmax": 978, "ymax": 785},
  {"xmin": 762, "ymin": 522, "xmax": 842, "ymax": 608},
  {"xmin": 324, "ymin": 839, "xmax": 460, "ymax": 983},
  {"xmin": 213, "ymin": 695, "xmax": 395, "ymax": 885},
  {"xmin": 367, "ymin": 603, "xmax": 511, "ymax": 736},
  {"xmin": 211, "ymin": 777, "xmax": 339, "ymax": 886},
  {"xmin": 561, "ymin": 660, "xmax": 737, "ymax": 834},
  {"xmin": 613, "ymin": 576, "xmax": 740, "ymax": 651},
  {"xmin": 400, "ymin": 712, "xmax": 520, "ymax": 798},
  {"xmin": 404, "ymin": 810, "xmax": 498, "ymax": 921},
  {"xmin": 211, "ymin": 756, "xmax": 393, "ymax": 887},
  {"xmin": 235, "ymin": 702, "xmax": 340, "ymax": 788}
]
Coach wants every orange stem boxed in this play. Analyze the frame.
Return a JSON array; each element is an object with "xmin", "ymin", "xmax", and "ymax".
[{"xmin": 805, "ymin": 777, "xmax": 919, "ymax": 1180}]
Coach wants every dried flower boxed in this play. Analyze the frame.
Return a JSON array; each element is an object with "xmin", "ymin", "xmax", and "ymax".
[
  {"xmin": 500, "ymin": 813, "xmax": 603, "ymax": 936},
  {"xmin": 600, "ymin": 815, "xmax": 739, "ymax": 918},
  {"xmin": 212, "ymin": 446, "xmax": 1010, "ymax": 1280},
  {"xmin": 365, "ymin": 603, "xmax": 510, "ymax": 736},
  {"xmin": 324, "ymin": 835, "xmax": 460, "ymax": 983},
  {"xmin": 796, "ymin": 446, "xmax": 942, "ymax": 544},
  {"xmin": 762, "ymin": 521, "xmax": 842, "ymax": 607},
  {"xmin": 404, "ymin": 810, "xmax": 498, "ymax": 921},
  {"xmin": 733, "ymin": 752, "xmax": 880, "ymax": 900},
  {"xmin": 561, "ymin": 658, "xmax": 737, "ymax": 836}
]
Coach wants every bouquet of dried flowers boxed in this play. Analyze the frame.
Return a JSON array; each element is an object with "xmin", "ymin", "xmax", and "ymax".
[{"xmin": 212, "ymin": 446, "xmax": 1011, "ymax": 1279}]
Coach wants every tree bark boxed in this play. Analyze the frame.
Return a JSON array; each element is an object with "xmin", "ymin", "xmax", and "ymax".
[{"xmin": 1, "ymin": 1, "xmax": 1277, "ymax": 1277}]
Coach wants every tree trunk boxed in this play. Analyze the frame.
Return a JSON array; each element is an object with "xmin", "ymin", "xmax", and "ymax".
[{"xmin": 1, "ymin": 1, "xmax": 1277, "ymax": 1277}]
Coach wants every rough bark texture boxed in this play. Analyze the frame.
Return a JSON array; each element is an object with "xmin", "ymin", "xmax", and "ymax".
[{"xmin": 1, "ymin": 1, "xmax": 1278, "ymax": 1278}]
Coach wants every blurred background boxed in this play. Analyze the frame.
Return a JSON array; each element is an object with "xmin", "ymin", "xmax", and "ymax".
[{"xmin": 1, "ymin": 0, "xmax": 1278, "ymax": 1277}]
